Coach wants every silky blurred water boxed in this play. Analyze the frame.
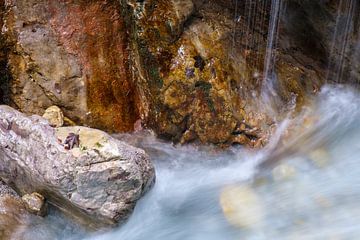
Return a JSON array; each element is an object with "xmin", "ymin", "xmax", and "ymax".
[{"xmin": 23, "ymin": 85, "xmax": 360, "ymax": 240}]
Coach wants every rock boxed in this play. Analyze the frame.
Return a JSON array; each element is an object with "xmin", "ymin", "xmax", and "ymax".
[
  {"xmin": 0, "ymin": 0, "xmax": 9, "ymax": 105},
  {"xmin": 0, "ymin": 195, "xmax": 30, "ymax": 239},
  {"xmin": 42, "ymin": 106, "xmax": 64, "ymax": 127},
  {"xmin": 2, "ymin": 0, "xmax": 139, "ymax": 132},
  {"xmin": 0, "ymin": 105, "xmax": 155, "ymax": 229},
  {"xmin": 128, "ymin": 0, "xmax": 324, "ymax": 145},
  {"xmin": 0, "ymin": 180, "xmax": 18, "ymax": 198},
  {"xmin": 232, "ymin": 134, "xmax": 251, "ymax": 146},
  {"xmin": 280, "ymin": 0, "xmax": 360, "ymax": 85},
  {"xmin": 1, "ymin": 0, "xmax": 358, "ymax": 146},
  {"xmin": 308, "ymin": 148, "xmax": 330, "ymax": 168},
  {"xmin": 63, "ymin": 116, "xmax": 77, "ymax": 127},
  {"xmin": 220, "ymin": 185, "xmax": 264, "ymax": 229},
  {"xmin": 130, "ymin": 0, "xmax": 264, "ymax": 144},
  {"xmin": 0, "ymin": 181, "xmax": 32, "ymax": 240},
  {"xmin": 272, "ymin": 163, "xmax": 297, "ymax": 181},
  {"xmin": 22, "ymin": 192, "xmax": 47, "ymax": 217}
]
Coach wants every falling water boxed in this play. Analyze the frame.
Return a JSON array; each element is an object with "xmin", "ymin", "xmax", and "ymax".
[
  {"xmin": 261, "ymin": 0, "xmax": 283, "ymax": 112},
  {"xmin": 241, "ymin": 0, "xmax": 268, "ymax": 67},
  {"xmin": 326, "ymin": 0, "xmax": 359, "ymax": 85}
]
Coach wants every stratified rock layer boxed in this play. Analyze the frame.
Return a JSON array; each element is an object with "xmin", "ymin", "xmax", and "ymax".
[{"xmin": 0, "ymin": 105, "xmax": 155, "ymax": 228}]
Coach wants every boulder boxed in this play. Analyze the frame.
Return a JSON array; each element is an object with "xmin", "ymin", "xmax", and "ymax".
[{"xmin": 0, "ymin": 105, "xmax": 155, "ymax": 228}]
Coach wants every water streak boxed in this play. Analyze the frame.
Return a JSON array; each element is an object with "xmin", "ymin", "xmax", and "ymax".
[
  {"xmin": 326, "ymin": 0, "xmax": 359, "ymax": 85},
  {"xmin": 261, "ymin": 0, "xmax": 283, "ymax": 112}
]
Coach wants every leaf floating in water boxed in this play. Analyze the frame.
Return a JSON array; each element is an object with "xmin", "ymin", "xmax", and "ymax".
[{"xmin": 64, "ymin": 133, "xmax": 80, "ymax": 150}]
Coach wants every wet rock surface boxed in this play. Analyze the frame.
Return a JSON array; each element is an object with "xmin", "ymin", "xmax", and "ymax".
[
  {"xmin": 129, "ymin": 0, "xmax": 269, "ymax": 145},
  {"xmin": 0, "ymin": 105, "xmax": 155, "ymax": 229},
  {"xmin": 0, "ymin": 181, "xmax": 31, "ymax": 240},
  {"xmin": 0, "ymin": 0, "xmax": 359, "ymax": 146},
  {"xmin": 22, "ymin": 192, "xmax": 48, "ymax": 217}
]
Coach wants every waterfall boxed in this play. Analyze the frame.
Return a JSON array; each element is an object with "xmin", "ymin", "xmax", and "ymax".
[
  {"xmin": 326, "ymin": 0, "xmax": 359, "ymax": 85},
  {"xmin": 240, "ymin": 0, "xmax": 269, "ymax": 67},
  {"xmin": 261, "ymin": 0, "xmax": 283, "ymax": 112}
]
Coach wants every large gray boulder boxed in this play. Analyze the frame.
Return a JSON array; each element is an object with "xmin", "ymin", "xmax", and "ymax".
[{"xmin": 0, "ymin": 105, "xmax": 155, "ymax": 228}]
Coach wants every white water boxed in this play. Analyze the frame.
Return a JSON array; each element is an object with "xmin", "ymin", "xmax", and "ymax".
[
  {"xmin": 260, "ymin": 0, "xmax": 287, "ymax": 114},
  {"xmin": 76, "ymin": 85, "xmax": 359, "ymax": 240},
  {"xmin": 17, "ymin": 84, "xmax": 360, "ymax": 240}
]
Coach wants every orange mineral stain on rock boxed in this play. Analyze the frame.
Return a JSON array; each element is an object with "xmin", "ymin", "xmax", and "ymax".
[{"xmin": 50, "ymin": 1, "xmax": 139, "ymax": 132}]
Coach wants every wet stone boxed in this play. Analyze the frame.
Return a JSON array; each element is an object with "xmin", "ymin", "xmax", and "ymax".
[
  {"xmin": 220, "ymin": 185, "xmax": 264, "ymax": 229},
  {"xmin": 42, "ymin": 106, "xmax": 64, "ymax": 128},
  {"xmin": 22, "ymin": 192, "xmax": 47, "ymax": 217}
]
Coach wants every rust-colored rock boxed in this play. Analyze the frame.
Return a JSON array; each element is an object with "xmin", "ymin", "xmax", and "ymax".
[
  {"xmin": 1, "ymin": 0, "xmax": 358, "ymax": 145},
  {"xmin": 129, "ymin": 1, "xmax": 256, "ymax": 144},
  {"xmin": 49, "ymin": 0, "xmax": 139, "ymax": 132},
  {"xmin": 3, "ymin": 0, "xmax": 138, "ymax": 132}
]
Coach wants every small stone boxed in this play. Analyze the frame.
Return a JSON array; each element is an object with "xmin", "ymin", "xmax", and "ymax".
[
  {"xmin": 180, "ymin": 129, "xmax": 197, "ymax": 144},
  {"xmin": 42, "ymin": 106, "xmax": 64, "ymax": 127},
  {"xmin": 232, "ymin": 134, "xmax": 250, "ymax": 145},
  {"xmin": 272, "ymin": 163, "xmax": 296, "ymax": 181},
  {"xmin": 220, "ymin": 185, "xmax": 264, "ymax": 229},
  {"xmin": 308, "ymin": 148, "xmax": 330, "ymax": 168},
  {"xmin": 21, "ymin": 192, "xmax": 47, "ymax": 217}
]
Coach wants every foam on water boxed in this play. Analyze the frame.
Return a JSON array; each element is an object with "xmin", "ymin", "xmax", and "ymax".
[
  {"xmin": 18, "ymin": 85, "xmax": 360, "ymax": 239},
  {"xmin": 78, "ymin": 85, "xmax": 360, "ymax": 240}
]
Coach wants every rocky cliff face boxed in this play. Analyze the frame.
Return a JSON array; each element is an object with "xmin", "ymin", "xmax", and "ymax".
[
  {"xmin": 0, "ymin": 0, "xmax": 359, "ymax": 145},
  {"xmin": 281, "ymin": 0, "xmax": 360, "ymax": 85},
  {"xmin": 0, "ymin": 0, "xmax": 8, "ymax": 105},
  {"xmin": 2, "ymin": 0, "xmax": 139, "ymax": 132}
]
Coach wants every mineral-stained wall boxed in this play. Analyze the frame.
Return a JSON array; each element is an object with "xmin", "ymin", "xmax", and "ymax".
[
  {"xmin": 2, "ymin": 0, "xmax": 139, "ymax": 132},
  {"xmin": 0, "ymin": 0, "xmax": 359, "ymax": 145}
]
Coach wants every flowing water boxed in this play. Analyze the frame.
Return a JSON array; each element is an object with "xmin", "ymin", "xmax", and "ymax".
[
  {"xmin": 261, "ymin": 0, "xmax": 284, "ymax": 111},
  {"xmin": 85, "ymin": 85, "xmax": 360, "ymax": 240},
  {"xmin": 12, "ymin": 1, "xmax": 360, "ymax": 239},
  {"xmin": 21, "ymin": 85, "xmax": 360, "ymax": 239},
  {"xmin": 326, "ymin": 0, "xmax": 360, "ymax": 85}
]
